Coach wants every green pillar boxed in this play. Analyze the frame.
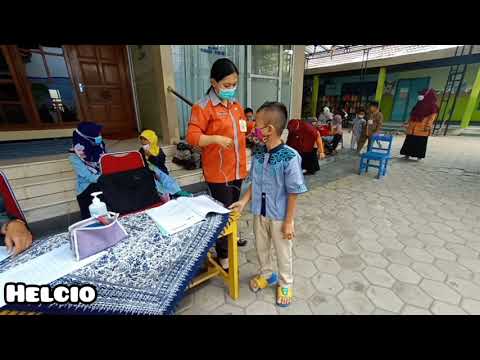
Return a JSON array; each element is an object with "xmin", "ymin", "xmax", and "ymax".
[
  {"xmin": 311, "ymin": 75, "xmax": 320, "ymax": 117},
  {"xmin": 461, "ymin": 65, "xmax": 480, "ymax": 129},
  {"xmin": 375, "ymin": 67, "xmax": 387, "ymax": 103}
]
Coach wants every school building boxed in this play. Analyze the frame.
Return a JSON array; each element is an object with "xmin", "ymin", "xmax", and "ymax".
[
  {"xmin": 302, "ymin": 45, "xmax": 480, "ymax": 132},
  {"xmin": 0, "ymin": 45, "xmax": 305, "ymax": 227}
]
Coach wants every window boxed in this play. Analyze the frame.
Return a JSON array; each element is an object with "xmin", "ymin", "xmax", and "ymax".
[
  {"xmin": 0, "ymin": 49, "xmax": 28, "ymax": 125},
  {"xmin": 18, "ymin": 45, "xmax": 79, "ymax": 124}
]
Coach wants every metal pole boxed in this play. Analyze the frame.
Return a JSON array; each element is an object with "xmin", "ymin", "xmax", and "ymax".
[{"xmin": 167, "ymin": 86, "xmax": 193, "ymax": 107}]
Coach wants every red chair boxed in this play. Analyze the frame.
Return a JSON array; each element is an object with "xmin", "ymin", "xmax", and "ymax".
[
  {"xmin": 0, "ymin": 170, "xmax": 26, "ymax": 223},
  {"xmin": 100, "ymin": 151, "xmax": 145, "ymax": 176},
  {"xmin": 99, "ymin": 151, "xmax": 166, "ymax": 216}
]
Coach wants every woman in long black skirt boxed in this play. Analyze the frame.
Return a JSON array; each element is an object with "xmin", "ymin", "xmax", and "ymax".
[{"xmin": 400, "ymin": 89, "xmax": 439, "ymax": 160}]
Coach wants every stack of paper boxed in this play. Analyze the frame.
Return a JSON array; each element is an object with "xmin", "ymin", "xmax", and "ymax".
[{"xmin": 146, "ymin": 195, "xmax": 230, "ymax": 235}]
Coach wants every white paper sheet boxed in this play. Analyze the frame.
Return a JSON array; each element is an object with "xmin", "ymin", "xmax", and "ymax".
[
  {"xmin": 146, "ymin": 195, "xmax": 230, "ymax": 235},
  {"xmin": 0, "ymin": 244, "xmax": 106, "ymax": 308},
  {"xmin": 0, "ymin": 246, "xmax": 10, "ymax": 262}
]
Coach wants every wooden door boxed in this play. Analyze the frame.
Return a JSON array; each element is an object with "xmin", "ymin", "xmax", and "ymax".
[{"xmin": 65, "ymin": 45, "xmax": 137, "ymax": 139}]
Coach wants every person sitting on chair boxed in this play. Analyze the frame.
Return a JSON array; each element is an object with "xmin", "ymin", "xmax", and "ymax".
[
  {"xmin": 139, "ymin": 129, "xmax": 192, "ymax": 200},
  {"xmin": 69, "ymin": 122, "xmax": 107, "ymax": 220},
  {"xmin": 1, "ymin": 193, "xmax": 32, "ymax": 255}
]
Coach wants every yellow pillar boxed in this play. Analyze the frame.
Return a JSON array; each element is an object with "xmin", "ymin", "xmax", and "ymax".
[
  {"xmin": 311, "ymin": 75, "xmax": 320, "ymax": 117},
  {"xmin": 461, "ymin": 65, "xmax": 480, "ymax": 129},
  {"xmin": 375, "ymin": 67, "xmax": 387, "ymax": 103}
]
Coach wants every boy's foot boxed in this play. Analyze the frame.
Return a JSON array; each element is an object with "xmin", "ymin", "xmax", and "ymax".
[
  {"xmin": 237, "ymin": 239, "xmax": 248, "ymax": 247},
  {"xmin": 249, "ymin": 273, "xmax": 278, "ymax": 293},
  {"xmin": 276, "ymin": 286, "xmax": 293, "ymax": 307}
]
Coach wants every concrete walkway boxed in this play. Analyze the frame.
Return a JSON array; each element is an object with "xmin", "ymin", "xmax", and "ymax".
[{"xmin": 177, "ymin": 133, "xmax": 480, "ymax": 315}]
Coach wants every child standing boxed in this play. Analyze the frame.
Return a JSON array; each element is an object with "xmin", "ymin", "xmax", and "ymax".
[
  {"xmin": 230, "ymin": 102, "xmax": 307, "ymax": 307},
  {"xmin": 351, "ymin": 107, "xmax": 366, "ymax": 151}
]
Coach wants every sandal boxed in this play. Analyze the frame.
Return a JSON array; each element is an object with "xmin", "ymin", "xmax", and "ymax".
[
  {"xmin": 276, "ymin": 286, "xmax": 293, "ymax": 307},
  {"xmin": 249, "ymin": 273, "xmax": 278, "ymax": 293}
]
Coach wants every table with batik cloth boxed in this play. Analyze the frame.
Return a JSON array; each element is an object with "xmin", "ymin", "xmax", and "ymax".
[{"xmin": 0, "ymin": 211, "xmax": 241, "ymax": 315}]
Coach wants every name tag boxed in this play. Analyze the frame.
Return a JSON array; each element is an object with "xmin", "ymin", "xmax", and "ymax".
[{"xmin": 239, "ymin": 119, "xmax": 247, "ymax": 132}]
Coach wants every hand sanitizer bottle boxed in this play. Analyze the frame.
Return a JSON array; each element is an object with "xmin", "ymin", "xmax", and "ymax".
[{"xmin": 89, "ymin": 192, "xmax": 108, "ymax": 219}]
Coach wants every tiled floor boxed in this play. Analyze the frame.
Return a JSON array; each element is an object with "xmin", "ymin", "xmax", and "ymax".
[{"xmin": 177, "ymin": 133, "xmax": 480, "ymax": 315}]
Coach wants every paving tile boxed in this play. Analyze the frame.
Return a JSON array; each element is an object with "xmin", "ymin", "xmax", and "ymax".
[
  {"xmin": 458, "ymin": 257, "xmax": 480, "ymax": 273},
  {"xmin": 431, "ymin": 301, "xmax": 467, "ymax": 315},
  {"xmin": 314, "ymin": 243, "xmax": 341, "ymax": 258},
  {"xmin": 425, "ymin": 246, "xmax": 457, "ymax": 261},
  {"xmin": 308, "ymin": 292, "xmax": 345, "ymax": 315},
  {"xmin": 294, "ymin": 258, "xmax": 318, "ymax": 278},
  {"xmin": 338, "ymin": 270, "xmax": 370, "ymax": 293},
  {"xmin": 434, "ymin": 259, "xmax": 472, "ymax": 281},
  {"xmin": 294, "ymin": 244, "xmax": 319, "ymax": 261},
  {"xmin": 226, "ymin": 283, "xmax": 257, "ymax": 308},
  {"xmin": 461, "ymin": 299, "xmax": 480, "ymax": 315},
  {"xmin": 392, "ymin": 282, "xmax": 433, "ymax": 309},
  {"xmin": 358, "ymin": 238, "xmax": 384, "ymax": 253},
  {"xmin": 446, "ymin": 277, "xmax": 480, "ymax": 301},
  {"xmin": 337, "ymin": 255, "xmax": 366, "ymax": 272},
  {"xmin": 401, "ymin": 305, "xmax": 432, "ymax": 315},
  {"xmin": 388, "ymin": 264, "xmax": 421, "ymax": 284},
  {"xmin": 411, "ymin": 262, "xmax": 446, "ymax": 282},
  {"xmin": 404, "ymin": 247, "xmax": 434, "ymax": 264},
  {"xmin": 210, "ymin": 303, "xmax": 245, "ymax": 315},
  {"xmin": 363, "ymin": 267, "xmax": 396, "ymax": 288},
  {"xmin": 445, "ymin": 243, "xmax": 478, "ymax": 259},
  {"xmin": 419, "ymin": 279, "xmax": 461, "ymax": 305},
  {"xmin": 360, "ymin": 252, "xmax": 389, "ymax": 268},
  {"xmin": 192, "ymin": 284, "xmax": 226, "ymax": 312},
  {"xmin": 366, "ymin": 286, "xmax": 404, "ymax": 313},
  {"xmin": 338, "ymin": 289, "xmax": 375, "ymax": 315},
  {"xmin": 383, "ymin": 249, "xmax": 413, "ymax": 266},
  {"xmin": 314, "ymin": 256, "xmax": 342, "ymax": 275},
  {"xmin": 246, "ymin": 301, "xmax": 278, "ymax": 315},
  {"xmin": 311, "ymin": 273, "xmax": 344, "ymax": 295},
  {"xmin": 338, "ymin": 239, "xmax": 363, "ymax": 255},
  {"xmin": 294, "ymin": 275, "xmax": 317, "ymax": 300}
]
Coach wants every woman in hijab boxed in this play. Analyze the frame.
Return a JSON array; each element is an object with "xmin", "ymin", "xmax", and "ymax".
[
  {"xmin": 139, "ymin": 129, "xmax": 192, "ymax": 200},
  {"xmin": 400, "ymin": 89, "xmax": 439, "ymax": 160},
  {"xmin": 69, "ymin": 121, "xmax": 106, "ymax": 219}
]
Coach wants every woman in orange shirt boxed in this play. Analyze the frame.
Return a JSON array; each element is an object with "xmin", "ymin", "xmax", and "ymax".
[
  {"xmin": 400, "ymin": 89, "xmax": 439, "ymax": 160},
  {"xmin": 186, "ymin": 58, "xmax": 248, "ymax": 269}
]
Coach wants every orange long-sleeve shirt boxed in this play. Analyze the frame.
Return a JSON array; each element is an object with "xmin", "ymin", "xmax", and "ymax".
[{"xmin": 186, "ymin": 90, "xmax": 248, "ymax": 183}]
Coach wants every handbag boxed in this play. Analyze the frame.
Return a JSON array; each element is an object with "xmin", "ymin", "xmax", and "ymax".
[
  {"xmin": 69, "ymin": 212, "xmax": 128, "ymax": 261},
  {"xmin": 98, "ymin": 167, "xmax": 161, "ymax": 215}
]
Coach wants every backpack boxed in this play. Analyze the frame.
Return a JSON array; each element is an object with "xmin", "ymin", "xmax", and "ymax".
[{"xmin": 98, "ymin": 167, "xmax": 160, "ymax": 215}]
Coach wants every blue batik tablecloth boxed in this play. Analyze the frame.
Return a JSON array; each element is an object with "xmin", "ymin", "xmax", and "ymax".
[{"xmin": 0, "ymin": 212, "xmax": 229, "ymax": 315}]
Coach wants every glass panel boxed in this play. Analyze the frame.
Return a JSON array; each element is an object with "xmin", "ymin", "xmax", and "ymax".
[
  {"xmin": 0, "ymin": 51, "xmax": 12, "ymax": 80},
  {"xmin": 251, "ymin": 78, "xmax": 278, "ymax": 113},
  {"xmin": 1, "ymin": 104, "xmax": 27, "ymax": 124},
  {"xmin": 0, "ymin": 83, "xmax": 20, "ymax": 101},
  {"xmin": 20, "ymin": 46, "xmax": 80, "ymax": 124},
  {"xmin": 251, "ymin": 45, "xmax": 280, "ymax": 77},
  {"xmin": 281, "ymin": 45, "xmax": 293, "ymax": 115}
]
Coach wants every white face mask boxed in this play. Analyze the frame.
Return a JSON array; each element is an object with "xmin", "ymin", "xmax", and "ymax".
[
  {"xmin": 358, "ymin": 115, "xmax": 364, "ymax": 119},
  {"xmin": 418, "ymin": 95, "xmax": 424, "ymax": 101},
  {"xmin": 142, "ymin": 144, "xmax": 151, "ymax": 151}
]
